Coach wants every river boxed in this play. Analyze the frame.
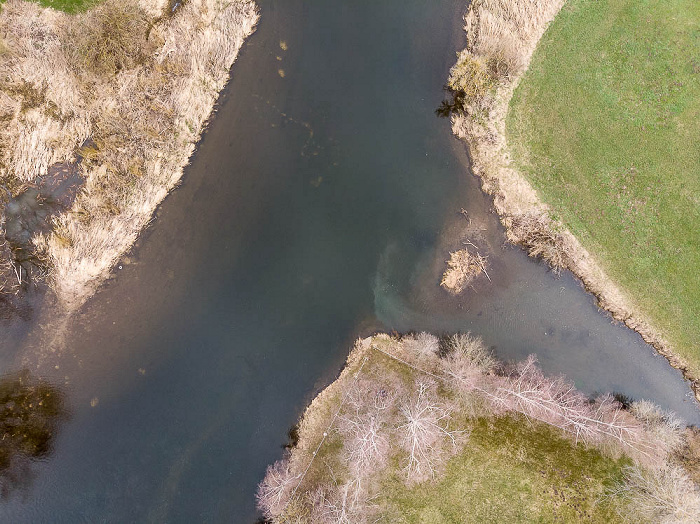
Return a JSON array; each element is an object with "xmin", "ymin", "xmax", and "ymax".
[{"xmin": 0, "ymin": 0, "xmax": 697, "ymax": 521}]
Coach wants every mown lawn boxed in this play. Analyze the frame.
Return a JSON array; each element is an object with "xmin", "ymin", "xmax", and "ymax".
[
  {"xmin": 0, "ymin": 0, "xmax": 99, "ymax": 13},
  {"xmin": 380, "ymin": 415, "xmax": 628, "ymax": 523},
  {"xmin": 507, "ymin": 0, "xmax": 700, "ymax": 371},
  {"xmin": 36, "ymin": 0, "xmax": 99, "ymax": 12}
]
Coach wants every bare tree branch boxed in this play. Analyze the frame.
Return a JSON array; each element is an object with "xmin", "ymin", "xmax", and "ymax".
[
  {"xmin": 256, "ymin": 458, "xmax": 301, "ymax": 519},
  {"xmin": 397, "ymin": 381, "xmax": 466, "ymax": 483}
]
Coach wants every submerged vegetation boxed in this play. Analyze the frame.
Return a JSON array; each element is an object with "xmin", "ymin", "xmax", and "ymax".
[
  {"xmin": 257, "ymin": 334, "xmax": 700, "ymax": 523},
  {"xmin": 506, "ymin": 0, "xmax": 700, "ymax": 375},
  {"xmin": 0, "ymin": 370, "xmax": 67, "ymax": 498},
  {"xmin": 0, "ymin": 0, "xmax": 258, "ymax": 309}
]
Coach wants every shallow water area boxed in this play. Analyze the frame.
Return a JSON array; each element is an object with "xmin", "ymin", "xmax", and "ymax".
[{"xmin": 0, "ymin": 0, "xmax": 697, "ymax": 521}]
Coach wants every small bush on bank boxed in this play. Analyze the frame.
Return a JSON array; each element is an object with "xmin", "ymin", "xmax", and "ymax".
[
  {"xmin": 614, "ymin": 464, "xmax": 700, "ymax": 524},
  {"xmin": 66, "ymin": 0, "xmax": 153, "ymax": 77}
]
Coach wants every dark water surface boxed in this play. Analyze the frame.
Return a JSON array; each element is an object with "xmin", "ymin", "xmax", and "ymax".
[{"xmin": 1, "ymin": 0, "xmax": 698, "ymax": 521}]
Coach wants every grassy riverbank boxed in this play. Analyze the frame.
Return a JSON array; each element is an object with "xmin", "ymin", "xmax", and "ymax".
[
  {"xmin": 258, "ymin": 334, "xmax": 700, "ymax": 523},
  {"xmin": 0, "ymin": 0, "xmax": 258, "ymax": 308},
  {"xmin": 32, "ymin": 0, "xmax": 94, "ymax": 12},
  {"xmin": 506, "ymin": 0, "xmax": 700, "ymax": 377}
]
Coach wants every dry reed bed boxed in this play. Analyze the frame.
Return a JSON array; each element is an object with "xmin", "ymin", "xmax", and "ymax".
[
  {"xmin": 0, "ymin": 0, "xmax": 258, "ymax": 309},
  {"xmin": 258, "ymin": 333, "xmax": 700, "ymax": 523},
  {"xmin": 448, "ymin": 0, "xmax": 699, "ymax": 397}
]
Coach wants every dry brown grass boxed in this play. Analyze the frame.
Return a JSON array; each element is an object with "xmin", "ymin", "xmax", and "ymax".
[
  {"xmin": 0, "ymin": 0, "xmax": 259, "ymax": 308},
  {"xmin": 675, "ymin": 427, "xmax": 700, "ymax": 486},
  {"xmin": 614, "ymin": 464, "xmax": 700, "ymax": 524},
  {"xmin": 65, "ymin": 0, "xmax": 154, "ymax": 77}
]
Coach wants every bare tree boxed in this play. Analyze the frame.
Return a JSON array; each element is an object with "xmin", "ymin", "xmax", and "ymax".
[
  {"xmin": 490, "ymin": 356, "xmax": 655, "ymax": 459},
  {"xmin": 309, "ymin": 480, "xmax": 374, "ymax": 524},
  {"xmin": 336, "ymin": 379, "xmax": 395, "ymax": 479},
  {"xmin": 256, "ymin": 458, "xmax": 300, "ymax": 519},
  {"xmin": 403, "ymin": 332, "xmax": 440, "ymax": 359},
  {"xmin": 630, "ymin": 399, "xmax": 685, "ymax": 455},
  {"xmin": 442, "ymin": 332, "xmax": 497, "ymax": 394},
  {"xmin": 337, "ymin": 412, "xmax": 390, "ymax": 479},
  {"xmin": 397, "ymin": 381, "xmax": 466, "ymax": 483}
]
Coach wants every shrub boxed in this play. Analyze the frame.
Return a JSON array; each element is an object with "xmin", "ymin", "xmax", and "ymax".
[
  {"xmin": 403, "ymin": 332, "xmax": 440, "ymax": 359},
  {"xmin": 508, "ymin": 212, "xmax": 568, "ymax": 271},
  {"xmin": 442, "ymin": 333, "xmax": 497, "ymax": 393},
  {"xmin": 66, "ymin": 0, "xmax": 153, "ymax": 78},
  {"xmin": 615, "ymin": 464, "xmax": 700, "ymax": 524}
]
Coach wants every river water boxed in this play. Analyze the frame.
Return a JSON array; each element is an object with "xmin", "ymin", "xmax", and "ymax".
[{"xmin": 0, "ymin": 0, "xmax": 697, "ymax": 521}]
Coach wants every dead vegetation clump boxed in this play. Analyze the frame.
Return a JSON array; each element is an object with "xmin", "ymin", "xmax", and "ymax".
[
  {"xmin": 0, "ymin": 0, "xmax": 259, "ymax": 307},
  {"xmin": 613, "ymin": 464, "xmax": 700, "ymax": 524},
  {"xmin": 440, "ymin": 247, "xmax": 490, "ymax": 294},
  {"xmin": 258, "ymin": 333, "xmax": 699, "ymax": 522},
  {"xmin": 507, "ymin": 211, "xmax": 568, "ymax": 271},
  {"xmin": 65, "ymin": 0, "xmax": 155, "ymax": 78}
]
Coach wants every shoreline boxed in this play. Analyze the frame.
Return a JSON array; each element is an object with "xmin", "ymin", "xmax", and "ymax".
[
  {"xmin": 259, "ymin": 333, "xmax": 699, "ymax": 521},
  {"xmin": 0, "ymin": 0, "xmax": 259, "ymax": 311},
  {"xmin": 449, "ymin": 0, "xmax": 700, "ymax": 401}
]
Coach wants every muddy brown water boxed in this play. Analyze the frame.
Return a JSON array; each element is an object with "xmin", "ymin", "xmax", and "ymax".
[{"xmin": 0, "ymin": 0, "xmax": 697, "ymax": 521}]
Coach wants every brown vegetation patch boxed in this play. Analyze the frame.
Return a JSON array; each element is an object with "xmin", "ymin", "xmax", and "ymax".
[
  {"xmin": 507, "ymin": 211, "xmax": 567, "ymax": 272},
  {"xmin": 440, "ymin": 248, "xmax": 488, "ymax": 294},
  {"xmin": 67, "ymin": 1, "xmax": 155, "ymax": 77},
  {"xmin": 675, "ymin": 427, "xmax": 700, "ymax": 485},
  {"xmin": 0, "ymin": 0, "xmax": 259, "ymax": 308}
]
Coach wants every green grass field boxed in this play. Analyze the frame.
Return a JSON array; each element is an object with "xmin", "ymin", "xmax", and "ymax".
[
  {"xmin": 0, "ymin": 0, "xmax": 98, "ymax": 13},
  {"xmin": 37, "ymin": 0, "xmax": 98, "ymax": 13},
  {"xmin": 380, "ymin": 415, "xmax": 628, "ymax": 523},
  {"xmin": 507, "ymin": 0, "xmax": 700, "ymax": 371}
]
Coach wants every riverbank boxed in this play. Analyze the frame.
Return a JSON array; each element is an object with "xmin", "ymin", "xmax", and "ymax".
[
  {"xmin": 0, "ymin": 0, "xmax": 258, "ymax": 310},
  {"xmin": 257, "ymin": 333, "xmax": 700, "ymax": 522},
  {"xmin": 444, "ymin": 0, "xmax": 700, "ymax": 399}
]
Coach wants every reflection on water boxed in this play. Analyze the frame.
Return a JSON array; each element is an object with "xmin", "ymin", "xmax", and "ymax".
[
  {"xmin": 435, "ymin": 86, "xmax": 468, "ymax": 118},
  {"xmin": 0, "ymin": 370, "xmax": 67, "ymax": 499}
]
